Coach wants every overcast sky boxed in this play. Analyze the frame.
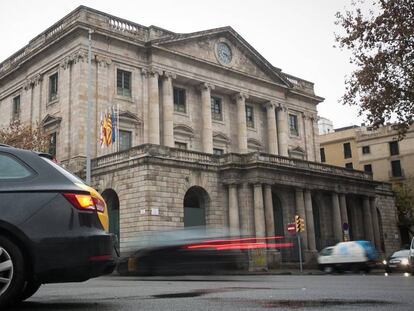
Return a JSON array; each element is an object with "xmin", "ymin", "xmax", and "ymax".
[{"xmin": 0, "ymin": 0, "xmax": 371, "ymax": 128}]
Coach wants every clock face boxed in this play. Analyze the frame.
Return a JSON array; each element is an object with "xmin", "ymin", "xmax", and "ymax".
[{"xmin": 217, "ymin": 42, "xmax": 232, "ymax": 64}]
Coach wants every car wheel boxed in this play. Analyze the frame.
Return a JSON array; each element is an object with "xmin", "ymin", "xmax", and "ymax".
[
  {"xmin": 0, "ymin": 236, "xmax": 26, "ymax": 308},
  {"xmin": 20, "ymin": 280, "xmax": 41, "ymax": 302}
]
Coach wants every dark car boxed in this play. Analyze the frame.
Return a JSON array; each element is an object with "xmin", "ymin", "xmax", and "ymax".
[
  {"xmin": 383, "ymin": 249, "xmax": 411, "ymax": 273},
  {"xmin": 0, "ymin": 145, "xmax": 116, "ymax": 308},
  {"xmin": 117, "ymin": 227, "xmax": 249, "ymax": 276}
]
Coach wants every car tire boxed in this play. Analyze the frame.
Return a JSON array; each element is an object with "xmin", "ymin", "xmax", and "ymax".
[
  {"xmin": 0, "ymin": 236, "xmax": 26, "ymax": 308},
  {"xmin": 20, "ymin": 280, "xmax": 41, "ymax": 302}
]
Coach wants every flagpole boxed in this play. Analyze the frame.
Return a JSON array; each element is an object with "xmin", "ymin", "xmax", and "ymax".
[
  {"xmin": 86, "ymin": 29, "xmax": 93, "ymax": 185},
  {"xmin": 117, "ymin": 104, "xmax": 120, "ymax": 152}
]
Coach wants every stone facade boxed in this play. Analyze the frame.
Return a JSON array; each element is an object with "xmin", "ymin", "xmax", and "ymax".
[{"xmin": 0, "ymin": 6, "xmax": 401, "ymax": 259}]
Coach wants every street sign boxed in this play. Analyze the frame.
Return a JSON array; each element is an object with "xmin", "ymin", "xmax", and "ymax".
[{"xmin": 287, "ymin": 223, "xmax": 296, "ymax": 233}]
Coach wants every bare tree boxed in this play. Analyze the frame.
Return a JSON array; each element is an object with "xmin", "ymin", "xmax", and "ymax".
[
  {"xmin": 335, "ymin": 0, "xmax": 414, "ymax": 136},
  {"xmin": 0, "ymin": 120, "xmax": 50, "ymax": 153}
]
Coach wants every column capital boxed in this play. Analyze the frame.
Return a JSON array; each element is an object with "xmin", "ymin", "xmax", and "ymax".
[
  {"xmin": 276, "ymin": 102, "xmax": 287, "ymax": 111},
  {"xmin": 163, "ymin": 71, "xmax": 176, "ymax": 80},
  {"xmin": 198, "ymin": 82, "xmax": 215, "ymax": 92},
  {"xmin": 95, "ymin": 55, "xmax": 112, "ymax": 68},
  {"xmin": 140, "ymin": 68, "xmax": 149, "ymax": 77},
  {"xmin": 148, "ymin": 66, "xmax": 163, "ymax": 77},
  {"xmin": 264, "ymin": 101, "xmax": 277, "ymax": 111},
  {"xmin": 232, "ymin": 92, "xmax": 249, "ymax": 102},
  {"xmin": 25, "ymin": 74, "xmax": 42, "ymax": 90}
]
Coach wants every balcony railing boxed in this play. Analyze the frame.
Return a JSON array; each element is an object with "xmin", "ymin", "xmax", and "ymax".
[{"xmin": 91, "ymin": 144, "xmax": 373, "ymax": 181}]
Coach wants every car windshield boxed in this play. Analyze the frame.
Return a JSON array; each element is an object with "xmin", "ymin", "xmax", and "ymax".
[
  {"xmin": 321, "ymin": 247, "xmax": 333, "ymax": 256},
  {"xmin": 391, "ymin": 250, "xmax": 410, "ymax": 258},
  {"xmin": 40, "ymin": 157, "xmax": 85, "ymax": 185}
]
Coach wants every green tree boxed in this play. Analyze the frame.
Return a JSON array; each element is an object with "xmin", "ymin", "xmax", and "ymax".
[
  {"xmin": 0, "ymin": 120, "xmax": 50, "ymax": 153},
  {"xmin": 335, "ymin": 0, "xmax": 414, "ymax": 135},
  {"xmin": 393, "ymin": 178, "xmax": 414, "ymax": 237}
]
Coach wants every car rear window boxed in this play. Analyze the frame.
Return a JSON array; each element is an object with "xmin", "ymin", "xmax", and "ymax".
[
  {"xmin": 0, "ymin": 153, "xmax": 32, "ymax": 179},
  {"xmin": 40, "ymin": 157, "xmax": 85, "ymax": 185}
]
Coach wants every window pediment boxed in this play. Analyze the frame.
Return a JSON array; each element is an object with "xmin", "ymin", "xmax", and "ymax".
[
  {"xmin": 42, "ymin": 114, "xmax": 61, "ymax": 129},
  {"xmin": 247, "ymin": 138, "xmax": 263, "ymax": 151},
  {"xmin": 119, "ymin": 110, "xmax": 142, "ymax": 125},
  {"xmin": 289, "ymin": 146, "xmax": 306, "ymax": 159},
  {"xmin": 174, "ymin": 124, "xmax": 195, "ymax": 138},
  {"xmin": 213, "ymin": 131, "xmax": 230, "ymax": 145}
]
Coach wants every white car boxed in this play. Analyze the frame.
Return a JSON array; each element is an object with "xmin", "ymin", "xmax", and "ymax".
[{"xmin": 318, "ymin": 241, "xmax": 377, "ymax": 273}]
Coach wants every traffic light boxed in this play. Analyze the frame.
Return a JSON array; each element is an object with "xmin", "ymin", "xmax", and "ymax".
[{"xmin": 295, "ymin": 215, "xmax": 305, "ymax": 233}]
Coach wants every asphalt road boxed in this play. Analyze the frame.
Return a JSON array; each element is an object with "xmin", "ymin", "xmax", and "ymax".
[{"xmin": 12, "ymin": 273, "xmax": 414, "ymax": 311}]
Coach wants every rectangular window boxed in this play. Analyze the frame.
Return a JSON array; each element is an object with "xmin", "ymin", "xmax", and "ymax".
[
  {"xmin": 213, "ymin": 148, "xmax": 224, "ymax": 156},
  {"xmin": 211, "ymin": 97, "xmax": 222, "ymax": 121},
  {"xmin": 12, "ymin": 95, "xmax": 21, "ymax": 120},
  {"xmin": 117, "ymin": 69, "xmax": 131, "ymax": 97},
  {"xmin": 364, "ymin": 164, "xmax": 372, "ymax": 173},
  {"xmin": 49, "ymin": 73, "xmax": 58, "ymax": 101},
  {"xmin": 320, "ymin": 148, "xmax": 326, "ymax": 163},
  {"xmin": 48, "ymin": 132, "xmax": 57, "ymax": 157},
  {"xmin": 391, "ymin": 160, "xmax": 402, "ymax": 177},
  {"xmin": 175, "ymin": 142, "xmax": 187, "ymax": 150},
  {"xmin": 289, "ymin": 114, "xmax": 299, "ymax": 136},
  {"xmin": 119, "ymin": 130, "xmax": 132, "ymax": 151},
  {"xmin": 389, "ymin": 141, "xmax": 399, "ymax": 156},
  {"xmin": 362, "ymin": 146, "xmax": 370, "ymax": 154},
  {"xmin": 246, "ymin": 105, "xmax": 254, "ymax": 128},
  {"xmin": 343, "ymin": 142, "xmax": 352, "ymax": 158},
  {"xmin": 173, "ymin": 87, "xmax": 186, "ymax": 113},
  {"xmin": 345, "ymin": 162, "xmax": 353, "ymax": 169}
]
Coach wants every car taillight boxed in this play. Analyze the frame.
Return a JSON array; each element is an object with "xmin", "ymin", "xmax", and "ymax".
[
  {"xmin": 93, "ymin": 197, "xmax": 106, "ymax": 213},
  {"xmin": 63, "ymin": 193, "xmax": 96, "ymax": 211}
]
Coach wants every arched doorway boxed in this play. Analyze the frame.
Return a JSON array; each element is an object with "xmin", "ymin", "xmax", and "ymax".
[
  {"xmin": 183, "ymin": 186, "xmax": 209, "ymax": 227},
  {"xmin": 102, "ymin": 189, "xmax": 120, "ymax": 248},
  {"xmin": 272, "ymin": 193, "xmax": 284, "ymax": 236},
  {"xmin": 312, "ymin": 198, "xmax": 322, "ymax": 250}
]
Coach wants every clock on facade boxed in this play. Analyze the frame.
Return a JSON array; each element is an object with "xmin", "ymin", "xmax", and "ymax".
[{"xmin": 216, "ymin": 42, "xmax": 232, "ymax": 64}]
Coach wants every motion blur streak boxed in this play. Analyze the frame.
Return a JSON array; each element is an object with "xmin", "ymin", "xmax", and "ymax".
[{"xmin": 183, "ymin": 236, "xmax": 293, "ymax": 250}]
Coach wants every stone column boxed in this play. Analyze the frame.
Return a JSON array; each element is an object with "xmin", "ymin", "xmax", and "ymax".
[
  {"xmin": 253, "ymin": 184, "xmax": 266, "ymax": 237},
  {"xmin": 228, "ymin": 184, "xmax": 240, "ymax": 236},
  {"xmin": 339, "ymin": 193, "xmax": 349, "ymax": 227},
  {"xmin": 304, "ymin": 190, "xmax": 316, "ymax": 251},
  {"xmin": 263, "ymin": 185, "xmax": 275, "ymax": 237},
  {"xmin": 200, "ymin": 83, "xmax": 214, "ymax": 153},
  {"xmin": 141, "ymin": 69, "xmax": 150, "ymax": 143},
  {"xmin": 238, "ymin": 183, "xmax": 254, "ymax": 236},
  {"xmin": 331, "ymin": 192, "xmax": 343, "ymax": 242},
  {"xmin": 234, "ymin": 93, "xmax": 249, "ymax": 153},
  {"xmin": 362, "ymin": 196, "xmax": 375, "ymax": 243},
  {"xmin": 162, "ymin": 72, "xmax": 176, "ymax": 148},
  {"xmin": 148, "ymin": 69, "xmax": 161, "ymax": 145},
  {"xmin": 265, "ymin": 102, "xmax": 278, "ymax": 155},
  {"xmin": 295, "ymin": 188, "xmax": 308, "ymax": 250},
  {"xmin": 276, "ymin": 104, "xmax": 289, "ymax": 157},
  {"xmin": 304, "ymin": 113, "xmax": 316, "ymax": 161},
  {"xmin": 370, "ymin": 197, "xmax": 382, "ymax": 251}
]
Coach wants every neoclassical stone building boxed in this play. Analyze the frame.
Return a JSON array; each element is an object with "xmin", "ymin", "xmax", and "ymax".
[{"xmin": 0, "ymin": 6, "xmax": 401, "ymax": 260}]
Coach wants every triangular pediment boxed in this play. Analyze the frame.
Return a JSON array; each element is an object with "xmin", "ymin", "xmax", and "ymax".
[
  {"xmin": 153, "ymin": 28, "xmax": 291, "ymax": 86},
  {"xmin": 41, "ymin": 114, "xmax": 61, "ymax": 128}
]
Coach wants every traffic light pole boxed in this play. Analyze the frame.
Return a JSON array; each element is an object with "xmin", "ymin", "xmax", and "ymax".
[{"xmin": 297, "ymin": 233, "xmax": 303, "ymax": 273}]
